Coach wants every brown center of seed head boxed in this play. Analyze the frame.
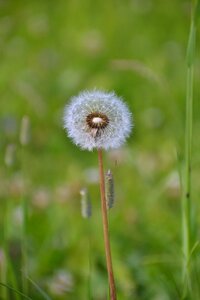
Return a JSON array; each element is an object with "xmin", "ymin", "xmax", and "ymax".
[{"xmin": 86, "ymin": 112, "xmax": 109, "ymax": 129}]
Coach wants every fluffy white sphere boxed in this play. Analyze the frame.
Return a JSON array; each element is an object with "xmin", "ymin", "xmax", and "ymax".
[{"xmin": 63, "ymin": 90, "xmax": 133, "ymax": 151}]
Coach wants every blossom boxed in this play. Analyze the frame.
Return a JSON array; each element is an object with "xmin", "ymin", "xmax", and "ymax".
[{"xmin": 63, "ymin": 90, "xmax": 132, "ymax": 151}]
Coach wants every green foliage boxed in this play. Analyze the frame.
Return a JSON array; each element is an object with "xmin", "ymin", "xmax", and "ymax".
[{"xmin": 0, "ymin": 0, "xmax": 200, "ymax": 299}]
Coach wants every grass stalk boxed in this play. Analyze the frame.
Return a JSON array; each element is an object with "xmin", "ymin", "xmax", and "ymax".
[
  {"xmin": 2, "ymin": 167, "xmax": 13, "ymax": 299},
  {"xmin": 97, "ymin": 149, "xmax": 117, "ymax": 300},
  {"xmin": 182, "ymin": 0, "xmax": 197, "ymax": 295},
  {"xmin": 3, "ymin": 162, "xmax": 21, "ymax": 300},
  {"xmin": 87, "ymin": 220, "xmax": 92, "ymax": 300},
  {"xmin": 27, "ymin": 276, "xmax": 52, "ymax": 300},
  {"xmin": 20, "ymin": 147, "xmax": 29, "ymax": 296},
  {"xmin": 20, "ymin": 116, "xmax": 31, "ymax": 295},
  {"xmin": 2, "ymin": 200, "xmax": 9, "ymax": 300},
  {"xmin": 22, "ymin": 192, "xmax": 28, "ymax": 295},
  {"xmin": 0, "ymin": 282, "xmax": 32, "ymax": 300}
]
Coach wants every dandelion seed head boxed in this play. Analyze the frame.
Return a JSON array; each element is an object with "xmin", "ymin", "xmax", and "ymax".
[{"xmin": 63, "ymin": 90, "xmax": 132, "ymax": 151}]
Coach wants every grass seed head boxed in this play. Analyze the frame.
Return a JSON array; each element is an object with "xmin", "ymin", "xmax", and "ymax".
[
  {"xmin": 105, "ymin": 169, "xmax": 115, "ymax": 209},
  {"xmin": 80, "ymin": 188, "xmax": 92, "ymax": 218}
]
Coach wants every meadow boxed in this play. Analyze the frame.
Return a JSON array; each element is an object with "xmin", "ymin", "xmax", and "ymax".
[{"xmin": 0, "ymin": 0, "xmax": 200, "ymax": 299}]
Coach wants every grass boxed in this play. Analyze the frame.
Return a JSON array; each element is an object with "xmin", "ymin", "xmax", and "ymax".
[
  {"xmin": 182, "ymin": 1, "xmax": 198, "ymax": 297},
  {"xmin": 0, "ymin": 0, "xmax": 200, "ymax": 299}
]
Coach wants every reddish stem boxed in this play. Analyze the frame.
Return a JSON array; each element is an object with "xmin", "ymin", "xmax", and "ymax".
[{"xmin": 97, "ymin": 149, "xmax": 117, "ymax": 300}]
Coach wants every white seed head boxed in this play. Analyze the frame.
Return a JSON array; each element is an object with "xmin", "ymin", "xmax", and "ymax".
[{"xmin": 63, "ymin": 90, "xmax": 133, "ymax": 151}]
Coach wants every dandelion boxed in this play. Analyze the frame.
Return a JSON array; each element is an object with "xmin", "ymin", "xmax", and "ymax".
[
  {"xmin": 63, "ymin": 90, "xmax": 132, "ymax": 151},
  {"xmin": 63, "ymin": 89, "xmax": 133, "ymax": 300}
]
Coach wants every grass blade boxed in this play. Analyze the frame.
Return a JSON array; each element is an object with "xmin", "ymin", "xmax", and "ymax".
[
  {"xmin": 27, "ymin": 276, "xmax": 52, "ymax": 300},
  {"xmin": 181, "ymin": 0, "xmax": 198, "ymax": 297},
  {"xmin": 0, "ymin": 282, "xmax": 32, "ymax": 299}
]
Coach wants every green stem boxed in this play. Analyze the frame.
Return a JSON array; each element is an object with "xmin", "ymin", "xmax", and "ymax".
[
  {"xmin": 21, "ymin": 147, "xmax": 29, "ymax": 295},
  {"xmin": 182, "ymin": 63, "xmax": 193, "ymax": 282},
  {"xmin": 182, "ymin": 2, "xmax": 196, "ymax": 295},
  {"xmin": 2, "ymin": 168, "xmax": 21, "ymax": 300},
  {"xmin": 22, "ymin": 195, "xmax": 28, "ymax": 294},
  {"xmin": 2, "ymin": 200, "xmax": 9, "ymax": 300},
  {"xmin": 87, "ymin": 220, "xmax": 92, "ymax": 300}
]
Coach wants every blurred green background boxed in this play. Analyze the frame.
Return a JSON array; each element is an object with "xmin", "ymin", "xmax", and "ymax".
[{"xmin": 0, "ymin": 0, "xmax": 200, "ymax": 299}]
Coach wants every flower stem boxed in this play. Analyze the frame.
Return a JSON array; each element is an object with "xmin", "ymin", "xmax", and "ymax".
[{"xmin": 97, "ymin": 149, "xmax": 117, "ymax": 300}]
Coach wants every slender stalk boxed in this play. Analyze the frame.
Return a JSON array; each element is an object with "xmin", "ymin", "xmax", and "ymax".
[
  {"xmin": 21, "ymin": 147, "xmax": 29, "ymax": 295},
  {"xmin": 22, "ymin": 193, "xmax": 28, "ymax": 294},
  {"xmin": 2, "ymin": 166, "xmax": 12, "ymax": 300},
  {"xmin": 182, "ymin": 67, "xmax": 193, "ymax": 294},
  {"xmin": 2, "ymin": 166, "xmax": 21, "ymax": 300},
  {"xmin": 20, "ymin": 116, "xmax": 30, "ymax": 294},
  {"xmin": 97, "ymin": 149, "xmax": 117, "ymax": 300},
  {"xmin": 182, "ymin": 1, "xmax": 197, "ymax": 294},
  {"xmin": 87, "ymin": 220, "xmax": 92, "ymax": 300},
  {"xmin": 2, "ymin": 201, "xmax": 8, "ymax": 300}
]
